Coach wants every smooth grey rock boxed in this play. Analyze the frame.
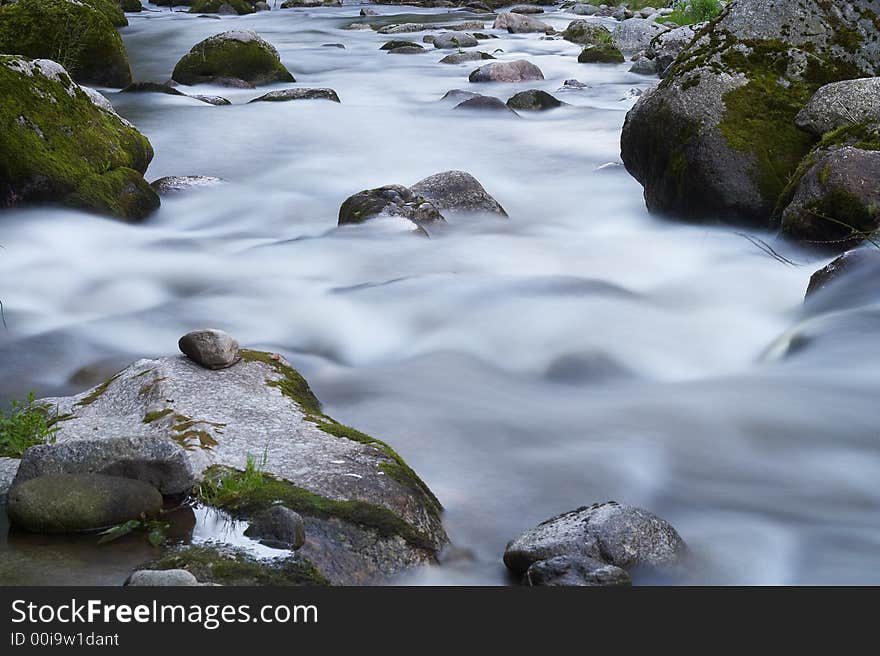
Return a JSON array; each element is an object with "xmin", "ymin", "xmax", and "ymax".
[
  {"xmin": 439, "ymin": 51, "xmax": 495, "ymax": 64},
  {"xmin": 781, "ymin": 146, "xmax": 880, "ymax": 251},
  {"xmin": 244, "ymin": 506, "xmax": 306, "ymax": 549},
  {"xmin": 796, "ymin": 78, "xmax": 880, "ymax": 136},
  {"xmin": 378, "ymin": 23, "xmax": 427, "ymax": 34},
  {"xmin": 126, "ymin": 569, "xmax": 202, "ymax": 586},
  {"xmin": 557, "ymin": 78, "xmax": 590, "ymax": 91},
  {"xmin": 7, "ymin": 474, "xmax": 163, "ymax": 533},
  {"xmin": 191, "ymin": 94, "xmax": 231, "ymax": 106},
  {"xmin": 13, "ymin": 435, "xmax": 196, "ymax": 496},
  {"xmin": 454, "ymin": 95, "xmax": 516, "ymax": 113},
  {"xmin": 645, "ymin": 23, "xmax": 700, "ymax": 76},
  {"xmin": 504, "ymin": 501, "xmax": 686, "ymax": 575},
  {"xmin": 249, "ymin": 88, "xmax": 341, "ymax": 103},
  {"xmin": 151, "ymin": 176, "xmax": 225, "ymax": 196},
  {"xmin": 178, "ymin": 329, "xmax": 240, "ymax": 370},
  {"xmin": 254, "ymin": 2, "xmax": 270, "ymax": 11},
  {"xmin": 506, "ymin": 89, "xmax": 563, "ymax": 111},
  {"xmin": 22, "ymin": 352, "xmax": 447, "ymax": 584},
  {"xmin": 411, "ymin": 170, "xmax": 507, "ymax": 217},
  {"xmin": 338, "ymin": 185, "xmax": 444, "ymax": 227},
  {"xmin": 0, "ymin": 457, "xmax": 19, "ymax": 500},
  {"xmin": 511, "ymin": 6, "xmax": 543, "ymax": 14},
  {"xmin": 440, "ymin": 89, "xmax": 482, "ymax": 103},
  {"xmin": 571, "ymin": 4, "xmax": 599, "ymax": 16},
  {"xmin": 433, "ymin": 32, "xmax": 479, "ymax": 49},
  {"xmin": 469, "ymin": 60, "xmax": 544, "ymax": 83},
  {"xmin": 562, "ymin": 19, "xmax": 612, "ymax": 46},
  {"xmin": 493, "ymin": 13, "xmax": 550, "ymax": 33},
  {"xmin": 612, "ymin": 17, "xmax": 668, "ymax": 53},
  {"xmin": 629, "ymin": 57, "xmax": 657, "ymax": 75},
  {"xmin": 525, "ymin": 555, "xmax": 632, "ymax": 586},
  {"xmin": 389, "ymin": 46, "xmax": 426, "ymax": 54}
]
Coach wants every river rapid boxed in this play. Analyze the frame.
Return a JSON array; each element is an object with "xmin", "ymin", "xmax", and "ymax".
[{"xmin": 1, "ymin": 4, "xmax": 879, "ymax": 585}]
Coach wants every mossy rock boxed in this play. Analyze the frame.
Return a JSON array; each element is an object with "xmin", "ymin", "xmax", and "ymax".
[
  {"xmin": 7, "ymin": 473, "xmax": 162, "ymax": 533},
  {"xmin": 0, "ymin": 0, "xmax": 133, "ymax": 87},
  {"xmin": 83, "ymin": 0, "xmax": 128, "ymax": 26},
  {"xmin": 118, "ymin": 0, "xmax": 144, "ymax": 12},
  {"xmin": 190, "ymin": 0, "xmax": 255, "ymax": 14},
  {"xmin": 620, "ymin": 0, "xmax": 880, "ymax": 227},
  {"xmin": 562, "ymin": 19, "xmax": 612, "ymax": 46},
  {"xmin": 172, "ymin": 30, "xmax": 294, "ymax": 86},
  {"xmin": 578, "ymin": 43, "xmax": 624, "ymax": 63},
  {"xmin": 0, "ymin": 56, "xmax": 158, "ymax": 220}
]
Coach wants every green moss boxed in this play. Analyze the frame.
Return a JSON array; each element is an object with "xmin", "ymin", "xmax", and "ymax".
[
  {"xmin": 74, "ymin": 373, "xmax": 121, "ymax": 407},
  {"xmin": 577, "ymin": 44, "xmax": 625, "ymax": 64},
  {"xmin": 0, "ymin": 0, "xmax": 132, "ymax": 87},
  {"xmin": 171, "ymin": 33, "xmax": 294, "ymax": 86},
  {"xmin": 190, "ymin": 0, "xmax": 255, "ymax": 14},
  {"xmin": 143, "ymin": 409, "xmax": 173, "ymax": 424},
  {"xmin": 173, "ymin": 430, "xmax": 218, "ymax": 451},
  {"xmin": 152, "ymin": 546, "xmax": 330, "ymax": 586},
  {"xmin": 239, "ymin": 349, "xmax": 322, "ymax": 416},
  {"xmin": 199, "ymin": 465, "xmax": 437, "ymax": 550},
  {"xmin": 0, "ymin": 55, "xmax": 156, "ymax": 220}
]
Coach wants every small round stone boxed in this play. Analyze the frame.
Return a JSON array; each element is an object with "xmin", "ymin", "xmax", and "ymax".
[{"xmin": 178, "ymin": 329, "xmax": 240, "ymax": 370}]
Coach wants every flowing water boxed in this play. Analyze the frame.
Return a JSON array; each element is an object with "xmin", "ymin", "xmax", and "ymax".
[{"xmin": 1, "ymin": 5, "xmax": 879, "ymax": 585}]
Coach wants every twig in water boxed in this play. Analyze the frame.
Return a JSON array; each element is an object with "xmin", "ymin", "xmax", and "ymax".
[{"xmin": 735, "ymin": 232, "xmax": 802, "ymax": 266}]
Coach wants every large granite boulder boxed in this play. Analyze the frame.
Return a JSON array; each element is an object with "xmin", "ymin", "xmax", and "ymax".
[
  {"xmin": 0, "ymin": 56, "xmax": 157, "ymax": 221},
  {"xmin": 10, "ymin": 347, "xmax": 447, "ymax": 584},
  {"xmin": 172, "ymin": 31, "xmax": 295, "ymax": 86},
  {"xmin": 795, "ymin": 78, "xmax": 880, "ymax": 136},
  {"xmin": 0, "ymin": 0, "xmax": 133, "ymax": 87},
  {"xmin": 620, "ymin": 0, "xmax": 880, "ymax": 227}
]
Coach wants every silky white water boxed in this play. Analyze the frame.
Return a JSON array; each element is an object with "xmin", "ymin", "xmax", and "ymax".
[{"xmin": 1, "ymin": 5, "xmax": 879, "ymax": 585}]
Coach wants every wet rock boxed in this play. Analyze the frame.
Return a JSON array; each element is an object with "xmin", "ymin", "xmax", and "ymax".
[
  {"xmin": 511, "ymin": 5, "xmax": 543, "ymax": 14},
  {"xmin": 620, "ymin": 0, "xmax": 880, "ymax": 227},
  {"xmin": 469, "ymin": 60, "xmax": 544, "ymax": 83},
  {"xmin": 504, "ymin": 502, "xmax": 686, "ymax": 581},
  {"xmin": 191, "ymin": 94, "xmax": 231, "ymax": 106},
  {"xmin": 322, "ymin": 43, "xmax": 346, "ymax": 48},
  {"xmin": 0, "ymin": 0, "xmax": 133, "ymax": 87},
  {"xmin": 439, "ymin": 51, "xmax": 495, "ymax": 64},
  {"xmin": 244, "ymin": 506, "xmax": 306, "ymax": 549},
  {"xmin": 525, "ymin": 555, "xmax": 631, "ymax": 586},
  {"xmin": 126, "ymin": 569, "xmax": 203, "ymax": 586},
  {"xmin": 212, "ymin": 77, "xmax": 257, "ymax": 89},
  {"xmin": 0, "ymin": 56, "xmax": 157, "ymax": 221},
  {"xmin": 454, "ymin": 95, "xmax": 516, "ymax": 113},
  {"xmin": 411, "ymin": 170, "xmax": 507, "ymax": 217},
  {"xmin": 629, "ymin": 56, "xmax": 657, "ymax": 75},
  {"xmin": 506, "ymin": 89, "xmax": 563, "ymax": 111},
  {"xmin": 14, "ymin": 435, "xmax": 196, "ymax": 496},
  {"xmin": 151, "ymin": 176, "xmax": 225, "ymax": 195},
  {"xmin": 172, "ymin": 30, "xmax": 295, "ymax": 86},
  {"xmin": 7, "ymin": 474, "xmax": 163, "ymax": 533},
  {"xmin": 249, "ymin": 88, "xmax": 340, "ymax": 103},
  {"xmin": 190, "ymin": 0, "xmax": 255, "ymax": 14},
  {"xmin": 178, "ymin": 329, "xmax": 240, "ymax": 370},
  {"xmin": 380, "ymin": 40, "xmax": 423, "ymax": 50},
  {"xmin": 440, "ymin": 88, "xmax": 481, "ymax": 103},
  {"xmin": 20, "ymin": 350, "xmax": 447, "ymax": 584},
  {"xmin": 338, "ymin": 185, "xmax": 444, "ymax": 227},
  {"xmin": 796, "ymin": 78, "xmax": 880, "ymax": 137},
  {"xmin": 780, "ymin": 146, "xmax": 880, "ymax": 252},
  {"xmin": 433, "ymin": 32, "xmax": 479, "ymax": 49},
  {"xmin": 122, "ymin": 81, "xmax": 188, "ymax": 96},
  {"xmin": 611, "ymin": 17, "xmax": 667, "ymax": 54},
  {"xmin": 578, "ymin": 43, "xmax": 625, "ymax": 63},
  {"xmin": 557, "ymin": 78, "xmax": 590, "ymax": 91},
  {"xmin": 389, "ymin": 46, "xmax": 426, "ymax": 54},
  {"xmin": 806, "ymin": 248, "xmax": 880, "ymax": 297},
  {"xmin": 562, "ymin": 19, "xmax": 612, "ymax": 46},
  {"xmin": 493, "ymin": 12, "xmax": 550, "ymax": 33},
  {"xmin": 378, "ymin": 23, "xmax": 427, "ymax": 34}
]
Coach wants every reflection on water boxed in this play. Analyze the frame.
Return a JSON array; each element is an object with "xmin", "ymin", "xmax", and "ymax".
[{"xmin": 1, "ymin": 6, "xmax": 879, "ymax": 585}]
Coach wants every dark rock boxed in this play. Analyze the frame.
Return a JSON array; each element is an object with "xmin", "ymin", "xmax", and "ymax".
[
  {"xmin": 578, "ymin": 43, "xmax": 625, "ymax": 63},
  {"xmin": 178, "ymin": 329, "xmax": 240, "ymax": 370},
  {"xmin": 469, "ymin": 60, "xmax": 544, "ymax": 83},
  {"xmin": 410, "ymin": 170, "xmax": 507, "ymax": 217},
  {"xmin": 249, "ymin": 88, "xmax": 340, "ymax": 103},
  {"xmin": 506, "ymin": 89, "xmax": 564, "ymax": 111},
  {"xmin": 561, "ymin": 19, "xmax": 611, "ymax": 46},
  {"xmin": 440, "ymin": 88, "xmax": 481, "ymax": 103},
  {"xmin": 122, "ymin": 81, "xmax": 187, "ymax": 96},
  {"xmin": 7, "ymin": 473, "xmax": 163, "ymax": 533},
  {"xmin": 525, "ymin": 555, "xmax": 631, "ymax": 586},
  {"xmin": 244, "ymin": 506, "xmax": 306, "ymax": 549},
  {"xmin": 629, "ymin": 56, "xmax": 657, "ymax": 75},
  {"xmin": 338, "ymin": 185, "xmax": 444, "ymax": 227},
  {"xmin": 806, "ymin": 248, "xmax": 880, "ymax": 297},
  {"xmin": 388, "ymin": 46, "xmax": 427, "ymax": 54},
  {"xmin": 190, "ymin": 0, "xmax": 254, "ymax": 13},
  {"xmin": 151, "ymin": 176, "xmax": 225, "ymax": 195},
  {"xmin": 172, "ymin": 30, "xmax": 295, "ymax": 86},
  {"xmin": 439, "ymin": 51, "xmax": 495, "ymax": 64},
  {"xmin": 380, "ymin": 40, "xmax": 423, "ymax": 50},
  {"xmin": 454, "ymin": 95, "xmax": 517, "ymax": 113}
]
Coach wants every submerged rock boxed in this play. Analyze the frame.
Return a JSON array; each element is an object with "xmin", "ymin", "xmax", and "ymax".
[
  {"xmin": 7, "ymin": 473, "xmax": 163, "ymax": 533},
  {"xmin": 178, "ymin": 329, "xmax": 240, "ymax": 370},
  {"xmin": 506, "ymin": 89, "xmax": 564, "ymax": 111},
  {"xmin": 0, "ymin": 56, "xmax": 157, "ymax": 221},
  {"xmin": 151, "ymin": 176, "xmax": 225, "ymax": 195},
  {"xmin": 249, "ymin": 88, "xmax": 341, "ymax": 103},
  {"xmin": 126, "ymin": 569, "xmax": 203, "ymax": 586},
  {"xmin": 15, "ymin": 348, "xmax": 447, "ymax": 584},
  {"xmin": 433, "ymin": 32, "xmax": 479, "ymax": 49},
  {"xmin": 388, "ymin": 46, "xmax": 426, "ymax": 54},
  {"xmin": 454, "ymin": 95, "xmax": 516, "ymax": 113},
  {"xmin": 411, "ymin": 170, "xmax": 507, "ymax": 217},
  {"xmin": 172, "ymin": 30, "xmax": 295, "ymax": 86},
  {"xmin": 439, "ymin": 51, "xmax": 495, "ymax": 64},
  {"xmin": 578, "ymin": 43, "xmax": 624, "ymax": 64},
  {"xmin": 504, "ymin": 502, "xmax": 686, "ymax": 586},
  {"xmin": 338, "ymin": 185, "xmax": 444, "ymax": 228},
  {"xmin": 469, "ymin": 60, "xmax": 544, "ymax": 83},
  {"xmin": 244, "ymin": 506, "xmax": 306, "ymax": 549},
  {"xmin": 190, "ymin": 0, "xmax": 255, "ymax": 14},
  {"xmin": 380, "ymin": 40, "xmax": 423, "ymax": 50},
  {"xmin": 0, "ymin": 0, "xmax": 133, "ymax": 87}
]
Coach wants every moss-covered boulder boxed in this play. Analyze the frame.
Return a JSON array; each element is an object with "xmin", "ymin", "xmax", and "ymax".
[
  {"xmin": 190, "ymin": 0, "xmax": 255, "ymax": 14},
  {"xmin": 7, "ymin": 473, "xmax": 162, "ymax": 533},
  {"xmin": 0, "ymin": 0, "xmax": 133, "ymax": 87},
  {"xmin": 0, "ymin": 56, "xmax": 158, "ymax": 220},
  {"xmin": 172, "ymin": 30, "xmax": 295, "ymax": 86},
  {"xmin": 578, "ymin": 43, "xmax": 625, "ymax": 64},
  {"xmin": 118, "ymin": 0, "xmax": 144, "ymax": 12},
  {"xmin": 561, "ymin": 19, "xmax": 611, "ymax": 46},
  {"xmin": 620, "ymin": 0, "xmax": 880, "ymax": 227},
  {"xmin": 16, "ymin": 345, "xmax": 448, "ymax": 584}
]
